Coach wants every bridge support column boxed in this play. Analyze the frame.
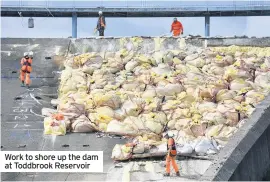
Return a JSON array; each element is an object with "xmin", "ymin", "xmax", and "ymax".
[
  {"xmin": 205, "ymin": 15, "xmax": 210, "ymax": 37},
  {"xmin": 72, "ymin": 12, "xmax": 77, "ymax": 38}
]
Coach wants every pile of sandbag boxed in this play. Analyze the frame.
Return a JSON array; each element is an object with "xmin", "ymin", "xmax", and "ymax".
[{"xmin": 45, "ymin": 38, "xmax": 270, "ymax": 159}]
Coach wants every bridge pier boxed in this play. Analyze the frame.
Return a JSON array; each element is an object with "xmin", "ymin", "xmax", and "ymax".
[
  {"xmin": 205, "ymin": 15, "xmax": 210, "ymax": 37},
  {"xmin": 72, "ymin": 12, "xmax": 77, "ymax": 38}
]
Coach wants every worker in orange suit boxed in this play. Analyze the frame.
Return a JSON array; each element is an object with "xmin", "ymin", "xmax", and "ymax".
[
  {"xmin": 170, "ymin": 18, "xmax": 183, "ymax": 36},
  {"xmin": 164, "ymin": 132, "xmax": 180, "ymax": 177},
  {"xmin": 20, "ymin": 52, "xmax": 32, "ymax": 88}
]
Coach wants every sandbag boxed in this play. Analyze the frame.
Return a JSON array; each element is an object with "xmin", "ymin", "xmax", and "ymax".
[
  {"xmin": 156, "ymin": 84, "xmax": 183, "ymax": 97},
  {"xmin": 177, "ymin": 144, "xmax": 193, "ymax": 155},
  {"xmin": 202, "ymin": 112, "xmax": 227, "ymax": 124},
  {"xmin": 71, "ymin": 115, "xmax": 97, "ymax": 132},
  {"xmin": 57, "ymin": 44, "xmax": 270, "ymax": 160},
  {"xmin": 51, "ymin": 99, "xmax": 59, "ymax": 106},
  {"xmin": 230, "ymin": 78, "xmax": 251, "ymax": 90},
  {"xmin": 93, "ymin": 93, "xmax": 121, "ymax": 109},
  {"xmin": 42, "ymin": 108, "xmax": 57, "ymax": 117},
  {"xmin": 194, "ymin": 138, "xmax": 216, "ymax": 155},
  {"xmin": 187, "ymin": 57, "xmax": 206, "ymax": 68},
  {"xmin": 111, "ymin": 144, "xmax": 131, "ymax": 160},
  {"xmin": 44, "ymin": 117, "xmax": 66, "ymax": 136},
  {"xmin": 133, "ymin": 143, "xmax": 145, "ymax": 154},
  {"xmin": 151, "ymin": 63, "xmax": 171, "ymax": 75},
  {"xmin": 121, "ymin": 98, "xmax": 145, "ymax": 117}
]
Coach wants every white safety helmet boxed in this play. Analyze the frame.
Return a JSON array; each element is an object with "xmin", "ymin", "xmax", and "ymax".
[
  {"xmin": 163, "ymin": 131, "xmax": 174, "ymax": 138},
  {"xmin": 167, "ymin": 131, "xmax": 174, "ymax": 137},
  {"xmin": 29, "ymin": 51, "xmax": 33, "ymax": 56},
  {"xmin": 24, "ymin": 52, "xmax": 29, "ymax": 57},
  {"xmin": 98, "ymin": 11, "xmax": 102, "ymax": 15}
]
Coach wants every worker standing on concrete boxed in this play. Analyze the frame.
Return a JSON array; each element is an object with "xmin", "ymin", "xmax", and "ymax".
[
  {"xmin": 96, "ymin": 11, "xmax": 106, "ymax": 36},
  {"xmin": 164, "ymin": 132, "xmax": 180, "ymax": 177},
  {"xmin": 20, "ymin": 52, "xmax": 32, "ymax": 88},
  {"xmin": 170, "ymin": 18, "xmax": 183, "ymax": 37}
]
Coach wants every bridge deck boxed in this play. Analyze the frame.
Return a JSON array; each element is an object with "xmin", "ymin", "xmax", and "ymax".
[{"xmin": 2, "ymin": 6, "xmax": 270, "ymax": 17}]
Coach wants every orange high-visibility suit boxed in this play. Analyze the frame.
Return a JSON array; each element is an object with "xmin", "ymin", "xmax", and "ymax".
[
  {"xmin": 166, "ymin": 137, "xmax": 180, "ymax": 175},
  {"xmin": 20, "ymin": 57, "xmax": 32, "ymax": 86},
  {"xmin": 171, "ymin": 21, "xmax": 183, "ymax": 36}
]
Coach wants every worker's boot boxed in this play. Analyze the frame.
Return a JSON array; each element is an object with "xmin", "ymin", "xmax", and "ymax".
[
  {"xmin": 163, "ymin": 173, "xmax": 170, "ymax": 177},
  {"xmin": 26, "ymin": 84, "xmax": 30, "ymax": 89},
  {"xmin": 176, "ymin": 171, "xmax": 180, "ymax": 177},
  {"xmin": 21, "ymin": 82, "xmax": 25, "ymax": 87}
]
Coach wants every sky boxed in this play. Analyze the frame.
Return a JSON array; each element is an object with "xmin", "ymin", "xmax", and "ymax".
[{"xmin": 1, "ymin": 0, "xmax": 270, "ymax": 38}]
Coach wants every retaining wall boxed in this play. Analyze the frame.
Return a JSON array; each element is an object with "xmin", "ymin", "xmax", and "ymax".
[{"xmin": 200, "ymin": 94, "xmax": 270, "ymax": 181}]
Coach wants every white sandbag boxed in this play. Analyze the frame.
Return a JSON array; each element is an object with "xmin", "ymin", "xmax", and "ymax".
[
  {"xmin": 107, "ymin": 120, "xmax": 137, "ymax": 135},
  {"xmin": 184, "ymin": 53, "xmax": 198, "ymax": 62},
  {"xmin": 71, "ymin": 115, "xmax": 97, "ymax": 132},
  {"xmin": 150, "ymin": 143, "xmax": 167, "ymax": 154},
  {"xmin": 51, "ymin": 99, "xmax": 59, "ymax": 106},
  {"xmin": 230, "ymin": 79, "xmax": 250, "ymax": 90},
  {"xmin": 111, "ymin": 144, "xmax": 122, "ymax": 160},
  {"xmin": 151, "ymin": 63, "xmax": 171, "ymax": 75},
  {"xmin": 41, "ymin": 108, "xmax": 57, "ymax": 117},
  {"xmin": 194, "ymin": 138, "xmax": 216, "ymax": 155},
  {"xmin": 125, "ymin": 60, "xmax": 139, "ymax": 72},
  {"xmin": 121, "ymin": 98, "xmax": 145, "ymax": 117},
  {"xmin": 152, "ymin": 52, "xmax": 164, "ymax": 64},
  {"xmin": 156, "ymin": 84, "xmax": 183, "ymax": 97},
  {"xmin": 202, "ymin": 112, "xmax": 227, "ymax": 124},
  {"xmin": 145, "ymin": 121, "xmax": 163, "ymax": 134},
  {"xmin": 177, "ymin": 144, "xmax": 193, "ymax": 154},
  {"xmin": 187, "ymin": 57, "xmax": 206, "ymax": 68},
  {"xmin": 133, "ymin": 143, "xmax": 145, "ymax": 154}
]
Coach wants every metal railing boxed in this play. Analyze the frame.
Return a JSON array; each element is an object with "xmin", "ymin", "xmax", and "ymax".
[{"xmin": 1, "ymin": 0, "xmax": 270, "ymax": 9}]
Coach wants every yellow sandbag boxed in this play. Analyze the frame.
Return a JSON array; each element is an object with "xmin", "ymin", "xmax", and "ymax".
[
  {"xmin": 99, "ymin": 123, "xmax": 108, "ymax": 131},
  {"xmin": 245, "ymin": 90, "xmax": 265, "ymax": 105},
  {"xmin": 205, "ymin": 124, "xmax": 224, "ymax": 138},
  {"xmin": 187, "ymin": 57, "xmax": 206, "ymax": 68},
  {"xmin": 130, "ymin": 37, "xmax": 143, "ymax": 49},
  {"xmin": 216, "ymin": 89, "xmax": 236, "ymax": 102},
  {"xmin": 202, "ymin": 112, "xmax": 227, "ymax": 125},
  {"xmin": 145, "ymin": 120, "xmax": 163, "ymax": 134},
  {"xmin": 121, "ymin": 145, "xmax": 132, "ymax": 153},
  {"xmin": 89, "ymin": 106, "xmax": 115, "ymax": 124},
  {"xmin": 144, "ymin": 112, "xmax": 167, "ymax": 125},
  {"xmin": 93, "ymin": 93, "xmax": 121, "ymax": 109},
  {"xmin": 44, "ymin": 117, "xmax": 66, "ymax": 136}
]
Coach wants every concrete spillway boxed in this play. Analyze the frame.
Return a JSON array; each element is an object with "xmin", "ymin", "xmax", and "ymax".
[{"xmin": 1, "ymin": 37, "xmax": 270, "ymax": 181}]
